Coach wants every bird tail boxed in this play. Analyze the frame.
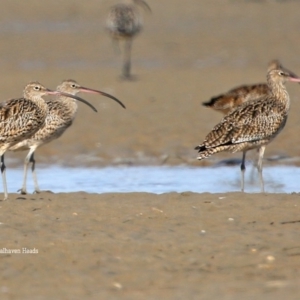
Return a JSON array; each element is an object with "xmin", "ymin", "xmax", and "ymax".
[{"xmin": 195, "ymin": 144, "xmax": 227, "ymax": 160}]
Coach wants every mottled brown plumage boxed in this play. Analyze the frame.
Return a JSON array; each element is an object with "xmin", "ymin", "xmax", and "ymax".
[
  {"xmin": 203, "ymin": 84, "xmax": 268, "ymax": 115},
  {"xmin": 195, "ymin": 69, "xmax": 300, "ymax": 192},
  {"xmin": 0, "ymin": 82, "xmax": 59, "ymax": 200},
  {"xmin": 202, "ymin": 60, "xmax": 297, "ymax": 114},
  {"xmin": 10, "ymin": 79, "xmax": 125, "ymax": 194},
  {"xmin": 106, "ymin": 0, "xmax": 151, "ymax": 79}
]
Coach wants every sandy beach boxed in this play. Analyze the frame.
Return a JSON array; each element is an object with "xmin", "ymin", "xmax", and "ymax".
[
  {"xmin": 1, "ymin": 192, "xmax": 300, "ymax": 300},
  {"xmin": 1, "ymin": 0, "xmax": 300, "ymax": 299}
]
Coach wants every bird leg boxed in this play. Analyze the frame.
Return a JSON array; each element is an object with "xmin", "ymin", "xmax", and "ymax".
[
  {"xmin": 249, "ymin": 149, "xmax": 259, "ymax": 184},
  {"xmin": 112, "ymin": 38, "xmax": 121, "ymax": 55},
  {"xmin": 122, "ymin": 38, "xmax": 133, "ymax": 79},
  {"xmin": 1, "ymin": 154, "xmax": 8, "ymax": 200},
  {"xmin": 30, "ymin": 152, "xmax": 41, "ymax": 194},
  {"xmin": 19, "ymin": 148, "xmax": 36, "ymax": 194},
  {"xmin": 240, "ymin": 151, "xmax": 246, "ymax": 192},
  {"xmin": 257, "ymin": 146, "xmax": 266, "ymax": 193}
]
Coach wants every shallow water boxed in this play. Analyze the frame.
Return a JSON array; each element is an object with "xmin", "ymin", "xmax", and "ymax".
[{"xmin": 5, "ymin": 165, "xmax": 300, "ymax": 194}]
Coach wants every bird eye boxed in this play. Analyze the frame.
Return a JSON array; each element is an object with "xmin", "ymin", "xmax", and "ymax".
[
  {"xmin": 279, "ymin": 71, "xmax": 285, "ymax": 76},
  {"xmin": 71, "ymin": 84, "xmax": 76, "ymax": 88},
  {"xmin": 34, "ymin": 86, "xmax": 40, "ymax": 90}
]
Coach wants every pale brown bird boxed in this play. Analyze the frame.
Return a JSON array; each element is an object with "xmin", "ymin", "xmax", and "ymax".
[
  {"xmin": 10, "ymin": 80, "xmax": 125, "ymax": 194},
  {"xmin": 195, "ymin": 69, "xmax": 300, "ymax": 192},
  {"xmin": 202, "ymin": 60, "xmax": 298, "ymax": 177},
  {"xmin": 106, "ymin": 0, "xmax": 151, "ymax": 79},
  {"xmin": 0, "ymin": 82, "xmax": 91, "ymax": 200},
  {"xmin": 202, "ymin": 60, "xmax": 297, "ymax": 114}
]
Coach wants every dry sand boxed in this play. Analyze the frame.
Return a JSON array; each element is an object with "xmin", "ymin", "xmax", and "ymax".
[{"xmin": 0, "ymin": 0, "xmax": 300, "ymax": 299}]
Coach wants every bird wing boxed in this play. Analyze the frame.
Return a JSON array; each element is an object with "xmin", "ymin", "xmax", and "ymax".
[
  {"xmin": 203, "ymin": 83, "xmax": 269, "ymax": 113},
  {"xmin": 0, "ymin": 98, "xmax": 41, "ymax": 140},
  {"xmin": 0, "ymin": 98, "xmax": 29, "ymax": 122},
  {"xmin": 202, "ymin": 98, "xmax": 286, "ymax": 149},
  {"xmin": 227, "ymin": 83, "xmax": 267, "ymax": 96}
]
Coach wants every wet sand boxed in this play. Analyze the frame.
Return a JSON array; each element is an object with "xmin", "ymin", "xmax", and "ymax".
[
  {"xmin": 1, "ymin": 192, "xmax": 300, "ymax": 299},
  {"xmin": 1, "ymin": 0, "xmax": 300, "ymax": 299}
]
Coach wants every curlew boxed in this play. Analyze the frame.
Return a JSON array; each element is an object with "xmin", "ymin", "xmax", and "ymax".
[
  {"xmin": 106, "ymin": 0, "xmax": 151, "ymax": 79},
  {"xmin": 195, "ymin": 69, "xmax": 300, "ymax": 192},
  {"xmin": 202, "ymin": 60, "xmax": 297, "ymax": 114},
  {"xmin": 0, "ymin": 82, "xmax": 91, "ymax": 200},
  {"xmin": 202, "ymin": 60, "xmax": 298, "ymax": 173},
  {"xmin": 10, "ymin": 79, "xmax": 125, "ymax": 195}
]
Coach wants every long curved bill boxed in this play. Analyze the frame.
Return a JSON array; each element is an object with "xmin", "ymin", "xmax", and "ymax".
[
  {"xmin": 281, "ymin": 67, "xmax": 300, "ymax": 83},
  {"xmin": 289, "ymin": 76, "xmax": 300, "ymax": 83},
  {"xmin": 78, "ymin": 86, "xmax": 126, "ymax": 109},
  {"xmin": 277, "ymin": 62, "xmax": 300, "ymax": 84},
  {"xmin": 135, "ymin": 0, "xmax": 151, "ymax": 12},
  {"xmin": 46, "ymin": 90, "xmax": 98, "ymax": 112}
]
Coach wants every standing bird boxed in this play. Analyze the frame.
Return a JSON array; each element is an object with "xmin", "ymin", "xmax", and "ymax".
[
  {"xmin": 195, "ymin": 69, "xmax": 300, "ymax": 192},
  {"xmin": 202, "ymin": 60, "xmax": 297, "ymax": 114},
  {"xmin": 10, "ymin": 79, "xmax": 126, "ymax": 195},
  {"xmin": 0, "ymin": 82, "xmax": 90, "ymax": 200},
  {"xmin": 106, "ymin": 0, "xmax": 151, "ymax": 79},
  {"xmin": 202, "ymin": 60, "xmax": 299, "ymax": 176}
]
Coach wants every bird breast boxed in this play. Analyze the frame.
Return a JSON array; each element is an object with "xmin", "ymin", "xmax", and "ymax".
[{"xmin": 107, "ymin": 5, "xmax": 142, "ymax": 38}]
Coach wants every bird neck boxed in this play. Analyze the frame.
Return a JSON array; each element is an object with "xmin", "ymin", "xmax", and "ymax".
[
  {"xmin": 57, "ymin": 96, "xmax": 78, "ymax": 120},
  {"xmin": 268, "ymin": 78, "xmax": 290, "ymax": 111},
  {"xmin": 30, "ymin": 95, "xmax": 48, "ymax": 113}
]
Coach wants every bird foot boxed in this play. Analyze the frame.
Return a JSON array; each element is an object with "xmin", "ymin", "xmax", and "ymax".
[
  {"xmin": 119, "ymin": 74, "xmax": 138, "ymax": 81},
  {"xmin": 17, "ymin": 189, "xmax": 27, "ymax": 195},
  {"xmin": 33, "ymin": 190, "xmax": 54, "ymax": 194}
]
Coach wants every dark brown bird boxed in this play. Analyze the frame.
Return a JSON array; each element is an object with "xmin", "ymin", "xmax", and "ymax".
[
  {"xmin": 195, "ymin": 69, "xmax": 300, "ymax": 192},
  {"xmin": 10, "ymin": 80, "xmax": 125, "ymax": 194},
  {"xmin": 106, "ymin": 0, "xmax": 151, "ymax": 79},
  {"xmin": 202, "ymin": 60, "xmax": 297, "ymax": 114}
]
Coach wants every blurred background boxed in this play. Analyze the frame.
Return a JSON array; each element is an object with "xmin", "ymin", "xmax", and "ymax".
[{"xmin": 1, "ymin": 0, "xmax": 300, "ymax": 167}]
